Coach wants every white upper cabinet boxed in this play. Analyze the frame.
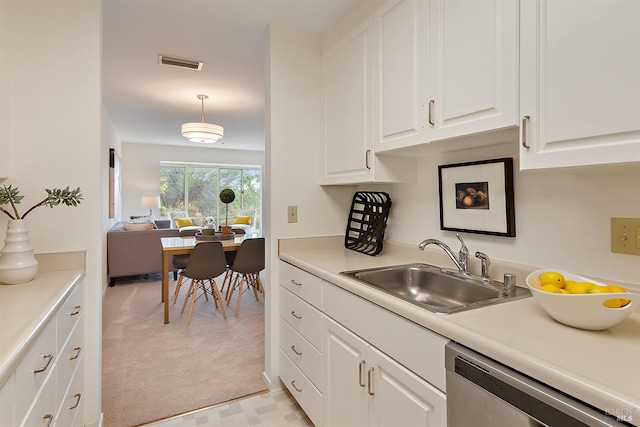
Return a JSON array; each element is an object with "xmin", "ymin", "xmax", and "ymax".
[
  {"xmin": 427, "ymin": 0, "xmax": 518, "ymax": 142},
  {"xmin": 519, "ymin": 0, "xmax": 640, "ymax": 169},
  {"xmin": 373, "ymin": 0, "xmax": 429, "ymax": 152},
  {"xmin": 320, "ymin": 18, "xmax": 375, "ymax": 184}
]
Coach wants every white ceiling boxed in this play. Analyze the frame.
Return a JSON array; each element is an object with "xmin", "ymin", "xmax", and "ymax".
[{"xmin": 102, "ymin": 0, "xmax": 360, "ymax": 152}]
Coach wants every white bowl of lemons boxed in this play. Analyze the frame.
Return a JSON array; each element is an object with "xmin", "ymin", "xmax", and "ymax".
[{"xmin": 526, "ymin": 269, "xmax": 639, "ymax": 330}]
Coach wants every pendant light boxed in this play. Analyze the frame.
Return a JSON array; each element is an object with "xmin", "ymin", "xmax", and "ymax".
[{"xmin": 181, "ymin": 94, "xmax": 224, "ymax": 143}]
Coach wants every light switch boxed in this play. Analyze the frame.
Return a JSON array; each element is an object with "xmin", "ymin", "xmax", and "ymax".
[{"xmin": 611, "ymin": 218, "xmax": 640, "ymax": 256}]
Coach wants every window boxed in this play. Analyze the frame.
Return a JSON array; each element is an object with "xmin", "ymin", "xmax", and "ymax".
[{"xmin": 160, "ymin": 162, "xmax": 262, "ymax": 232}]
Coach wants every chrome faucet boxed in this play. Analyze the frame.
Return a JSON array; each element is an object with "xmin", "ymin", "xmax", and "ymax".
[
  {"xmin": 418, "ymin": 233, "xmax": 469, "ymax": 274},
  {"xmin": 475, "ymin": 251, "xmax": 491, "ymax": 281}
]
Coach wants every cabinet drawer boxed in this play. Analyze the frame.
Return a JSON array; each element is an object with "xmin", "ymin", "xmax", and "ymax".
[
  {"xmin": 323, "ymin": 281, "xmax": 448, "ymax": 392},
  {"xmin": 279, "ymin": 349, "xmax": 322, "ymax": 427},
  {"xmin": 280, "ymin": 262, "xmax": 322, "ymax": 309},
  {"xmin": 279, "ymin": 319, "xmax": 323, "ymax": 390},
  {"xmin": 0, "ymin": 374, "xmax": 15, "ymax": 427},
  {"xmin": 19, "ymin": 362, "xmax": 57, "ymax": 427},
  {"xmin": 56, "ymin": 318, "xmax": 84, "ymax": 412},
  {"xmin": 14, "ymin": 319, "xmax": 57, "ymax": 422},
  {"xmin": 56, "ymin": 285, "xmax": 83, "ymax": 352},
  {"xmin": 55, "ymin": 362, "xmax": 84, "ymax": 427},
  {"xmin": 280, "ymin": 287, "xmax": 323, "ymax": 350}
]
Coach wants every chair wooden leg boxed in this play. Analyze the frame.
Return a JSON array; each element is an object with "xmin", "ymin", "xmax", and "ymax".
[
  {"xmin": 226, "ymin": 274, "xmax": 241, "ymax": 306},
  {"xmin": 211, "ymin": 280, "xmax": 227, "ymax": 319},
  {"xmin": 249, "ymin": 274, "xmax": 260, "ymax": 301},
  {"xmin": 180, "ymin": 280, "xmax": 195, "ymax": 315},
  {"xmin": 256, "ymin": 274, "xmax": 265, "ymax": 299},
  {"xmin": 186, "ymin": 279, "xmax": 200, "ymax": 326},
  {"xmin": 235, "ymin": 276, "xmax": 246, "ymax": 317},
  {"xmin": 220, "ymin": 269, "xmax": 233, "ymax": 296},
  {"xmin": 172, "ymin": 273, "xmax": 185, "ymax": 305}
]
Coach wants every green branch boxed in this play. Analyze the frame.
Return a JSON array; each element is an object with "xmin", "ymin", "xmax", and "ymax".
[{"xmin": 0, "ymin": 185, "xmax": 83, "ymax": 220}]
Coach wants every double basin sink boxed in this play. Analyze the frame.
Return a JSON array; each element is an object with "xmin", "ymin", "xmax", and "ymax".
[{"xmin": 341, "ymin": 263, "xmax": 531, "ymax": 314}]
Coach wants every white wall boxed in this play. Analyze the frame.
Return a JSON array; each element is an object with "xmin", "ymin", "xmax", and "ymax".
[
  {"xmin": 120, "ymin": 142, "xmax": 265, "ymax": 220},
  {"xmin": 1, "ymin": 0, "xmax": 103, "ymax": 425},
  {"xmin": 265, "ymin": 24, "xmax": 356, "ymax": 385}
]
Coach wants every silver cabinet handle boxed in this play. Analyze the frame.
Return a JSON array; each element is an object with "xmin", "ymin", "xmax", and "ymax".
[
  {"xmin": 290, "ymin": 279, "xmax": 302, "ymax": 286},
  {"xmin": 290, "ymin": 310, "xmax": 302, "ymax": 320},
  {"xmin": 43, "ymin": 414, "xmax": 54, "ymax": 427},
  {"xmin": 368, "ymin": 367, "xmax": 375, "ymax": 395},
  {"xmin": 70, "ymin": 305, "xmax": 81, "ymax": 316},
  {"xmin": 34, "ymin": 354, "xmax": 54, "ymax": 374},
  {"xmin": 365, "ymin": 150, "xmax": 371, "ymax": 170},
  {"xmin": 359, "ymin": 360, "xmax": 366, "ymax": 387},
  {"xmin": 521, "ymin": 115, "xmax": 531, "ymax": 149},
  {"xmin": 291, "ymin": 345, "xmax": 302, "ymax": 356},
  {"xmin": 428, "ymin": 100, "xmax": 435, "ymax": 126},
  {"xmin": 291, "ymin": 380, "xmax": 302, "ymax": 393},
  {"xmin": 69, "ymin": 393, "xmax": 82, "ymax": 410},
  {"xmin": 70, "ymin": 347, "xmax": 82, "ymax": 361}
]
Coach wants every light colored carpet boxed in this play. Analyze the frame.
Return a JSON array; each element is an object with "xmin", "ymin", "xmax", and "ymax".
[{"xmin": 102, "ymin": 274, "xmax": 266, "ymax": 427}]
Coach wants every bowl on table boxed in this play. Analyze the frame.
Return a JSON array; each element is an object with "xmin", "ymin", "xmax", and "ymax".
[{"xmin": 526, "ymin": 269, "xmax": 639, "ymax": 330}]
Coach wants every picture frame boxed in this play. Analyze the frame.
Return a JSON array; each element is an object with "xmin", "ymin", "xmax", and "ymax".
[
  {"xmin": 438, "ymin": 158, "xmax": 515, "ymax": 237},
  {"xmin": 109, "ymin": 148, "xmax": 121, "ymax": 219}
]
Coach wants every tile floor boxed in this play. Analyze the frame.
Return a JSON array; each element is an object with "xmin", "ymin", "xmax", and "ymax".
[{"xmin": 145, "ymin": 388, "xmax": 314, "ymax": 427}]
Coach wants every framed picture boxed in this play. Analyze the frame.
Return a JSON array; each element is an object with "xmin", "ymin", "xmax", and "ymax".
[
  {"xmin": 109, "ymin": 148, "xmax": 121, "ymax": 219},
  {"xmin": 438, "ymin": 158, "xmax": 515, "ymax": 237}
]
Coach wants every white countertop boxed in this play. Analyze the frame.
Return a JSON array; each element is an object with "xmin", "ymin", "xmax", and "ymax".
[
  {"xmin": 0, "ymin": 253, "xmax": 85, "ymax": 388},
  {"xmin": 279, "ymin": 236, "xmax": 640, "ymax": 426}
]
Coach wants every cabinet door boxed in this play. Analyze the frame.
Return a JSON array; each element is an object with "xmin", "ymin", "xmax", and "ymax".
[
  {"xmin": 320, "ymin": 18, "xmax": 374, "ymax": 185},
  {"xmin": 323, "ymin": 318, "xmax": 368, "ymax": 427},
  {"xmin": 373, "ymin": 0, "xmax": 429, "ymax": 152},
  {"xmin": 367, "ymin": 346, "xmax": 446, "ymax": 427},
  {"xmin": 520, "ymin": 0, "xmax": 640, "ymax": 169},
  {"xmin": 428, "ymin": 0, "xmax": 518, "ymax": 141}
]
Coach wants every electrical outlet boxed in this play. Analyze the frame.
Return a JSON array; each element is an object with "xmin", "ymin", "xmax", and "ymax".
[
  {"xmin": 611, "ymin": 218, "xmax": 640, "ymax": 256},
  {"xmin": 288, "ymin": 206, "xmax": 297, "ymax": 223}
]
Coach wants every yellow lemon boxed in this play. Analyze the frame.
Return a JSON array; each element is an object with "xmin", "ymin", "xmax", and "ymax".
[
  {"xmin": 587, "ymin": 286, "xmax": 623, "ymax": 308},
  {"xmin": 540, "ymin": 284, "xmax": 562, "ymax": 293},
  {"xmin": 539, "ymin": 271, "xmax": 566, "ymax": 288},
  {"xmin": 563, "ymin": 280, "xmax": 578, "ymax": 292},
  {"xmin": 567, "ymin": 281, "xmax": 595, "ymax": 294},
  {"xmin": 606, "ymin": 285, "xmax": 630, "ymax": 306},
  {"xmin": 559, "ymin": 289, "xmax": 571, "ymax": 294}
]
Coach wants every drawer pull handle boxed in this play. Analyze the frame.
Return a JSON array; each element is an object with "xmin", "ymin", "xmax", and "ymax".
[
  {"xmin": 69, "ymin": 393, "xmax": 82, "ymax": 410},
  {"xmin": 34, "ymin": 354, "xmax": 54, "ymax": 374},
  {"xmin": 70, "ymin": 347, "xmax": 82, "ymax": 361},
  {"xmin": 291, "ymin": 380, "xmax": 302, "ymax": 393},
  {"xmin": 70, "ymin": 305, "xmax": 82, "ymax": 316},
  {"xmin": 290, "ymin": 279, "xmax": 302, "ymax": 286},
  {"xmin": 359, "ymin": 360, "xmax": 366, "ymax": 387},
  {"xmin": 365, "ymin": 150, "xmax": 371, "ymax": 170},
  {"xmin": 43, "ymin": 414, "xmax": 54, "ymax": 427},
  {"xmin": 291, "ymin": 345, "xmax": 302, "ymax": 356},
  {"xmin": 290, "ymin": 310, "xmax": 302, "ymax": 320},
  {"xmin": 368, "ymin": 367, "xmax": 375, "ymax": 395}
]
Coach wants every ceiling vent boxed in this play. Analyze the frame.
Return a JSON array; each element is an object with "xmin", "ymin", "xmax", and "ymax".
[{"xmin": 158, "ymin": 55, "xmax": 203, "ymax": 71}]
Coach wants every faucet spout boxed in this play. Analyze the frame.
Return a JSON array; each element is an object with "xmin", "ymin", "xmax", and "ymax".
[{"xmin": 418, "ymin": 238, "xmax": 464, "ymax": 272}]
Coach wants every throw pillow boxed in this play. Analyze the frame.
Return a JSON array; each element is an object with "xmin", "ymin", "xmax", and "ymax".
[
  {"xmin": 123, "ymin": 222, "xmax": 155, "ymax": 231},
  {"xmin": 174, "ymin": 217, "xmax": 194, "ymax": 228},
  {"xmin": 234, "ymin": 215, "xmax": 252, "ymax": 225}
]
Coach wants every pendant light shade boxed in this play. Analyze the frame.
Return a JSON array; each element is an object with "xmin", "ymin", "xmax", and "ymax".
[{"xmin": 181, "ymin": 94, "xmax": 224, "ymax": 143}]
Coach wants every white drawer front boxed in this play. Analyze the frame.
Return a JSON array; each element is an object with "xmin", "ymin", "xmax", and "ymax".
[
  {"xmin": 56, "ymin": 318, "xmax": 84, "ymax": 413},
  {"xmin": 15, "ymin": 319, "xmax": 57, "ymax": 422},
  {"xmin": 323, "ymin": 281, "xmax": 449, "ymax": 392},
  {"xmin": 56, "ymin": 285, "xmax": 83, "ymax": 352},
  {"xmin": 55, "ymin": 361, "xmax": 84, "ymax": 427},
  {"xmin": 280, "ymin": 262, "xmax": 322, "ymax": 309},
  {"xmin": 279, "ymin": 319, "xmax": 323, "ymax": 390},
  {"xmin": 279, "ymin": 349, "xmax": 322, "ymax": 427},
  {"xmin": 19, "ymin": 361, "xmax": 57, "ymax": 427},
  {"xmin": 0, "ymin": 374, "xmax": 15, "ymax": 427},
  {"xmin": 280, "ymin": 287, "xmax": 323, "ymax": 351}
]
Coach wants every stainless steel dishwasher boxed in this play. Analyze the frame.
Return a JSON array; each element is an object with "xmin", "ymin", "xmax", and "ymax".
[{"xmin": 445, "ymin": 342, "xmax": 630, "ymax": 427}]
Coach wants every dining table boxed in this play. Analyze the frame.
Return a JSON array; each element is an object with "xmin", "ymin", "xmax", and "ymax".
[{"xmin": 160, "ymin": 234, "xmax": 253, "ymax": 323}]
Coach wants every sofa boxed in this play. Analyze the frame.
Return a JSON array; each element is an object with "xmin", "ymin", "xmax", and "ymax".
[{"xmin": 107, "ymin": 222, "xmax": 179, "ymax": 285}]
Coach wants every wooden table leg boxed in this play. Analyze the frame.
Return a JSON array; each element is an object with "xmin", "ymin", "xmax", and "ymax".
[{"xmin": 162, "ymin": 251, "xmax": 170, "ymax": 324}]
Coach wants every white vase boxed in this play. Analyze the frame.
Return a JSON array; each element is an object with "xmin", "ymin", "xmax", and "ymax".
[{"xmin": 0, "ymin": 219, "xmax": 39, "ymax": 285}]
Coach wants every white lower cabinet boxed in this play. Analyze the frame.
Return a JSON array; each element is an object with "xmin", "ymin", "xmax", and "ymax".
[
  {"xmin": 278, "ymin": 261, "xmax": 447, "ymax": 426},
  {"xmin": 324, "ymin": 317, "xmax": 446, "ymax": 427},
  {"xmin": 0, "ymin": 281, "xmax": 84, "ymax": 427}
]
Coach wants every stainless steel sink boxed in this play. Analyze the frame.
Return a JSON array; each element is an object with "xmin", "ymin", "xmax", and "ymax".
[{"xmin": 340, "ymin": 263, "xmax": 531, "ymax": 314}]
